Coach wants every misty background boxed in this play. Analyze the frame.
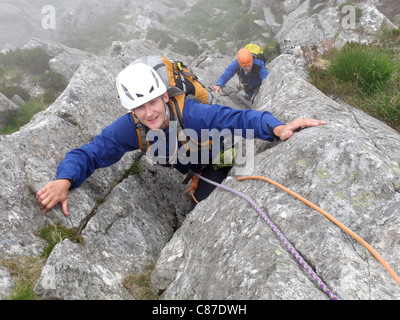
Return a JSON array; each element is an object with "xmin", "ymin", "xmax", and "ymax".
[
  {"xmin": 2, "ymin": 0, "xmax": 399, "ymax": 58},
  {"xmin": 0, "ymin": 0, "xmax": 276, "ymax": 56}
]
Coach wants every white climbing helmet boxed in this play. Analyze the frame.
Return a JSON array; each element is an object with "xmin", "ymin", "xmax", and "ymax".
[{"xmin": 116, "ymin": 63, "xmax": 167, "ymax": 110}]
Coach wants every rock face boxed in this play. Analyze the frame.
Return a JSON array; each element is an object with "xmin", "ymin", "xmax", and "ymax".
[
  {"xmin": 34, "ymin": 157, "xmax": 190, "ymax": 300},
  {"xmin": 275, "ymin": 0, "xmax": 397, "ymax": 53},
  {"xmin": 0, "ymin": 92, "xmax": 19, "ymax": 129},
  {"xmin": 1, "ymin": 2, "xmax": 400, "ymax": 301},
  {"xmin": 0, "ymin": 40, "xmax": 190, "ymax": 299},
  {"xmin": 151, "ymin": 53, "xmax": 400, "ymax": 300},
  {"xmin": 23, "ymin": 38, "xmax": 93, "ymax": 82},
  {"xmin": 0, "ymin": 39, "xmax": 237, "ymax": 299}
]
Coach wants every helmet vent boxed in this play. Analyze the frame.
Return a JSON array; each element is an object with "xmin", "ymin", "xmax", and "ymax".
[
  {"xmin": 121, "ymin": 83, "xmax": 134, "ymax": 101},
  {"xmin": 151, "ymin": 70, "xmax": 160, "ymax": 88}
]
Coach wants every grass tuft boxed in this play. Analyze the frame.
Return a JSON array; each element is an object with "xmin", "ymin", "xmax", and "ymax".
[
  {"xmin": 123, "ymin": 263, "xmax": 158, "ymax": 300},
  {"xmin": 327, "ymin": 42, "xmax": 397, "ymax": 94},
  {"xmin": 36, "ymin": 222, "xmax": 83, "ymax": 258},
  {"xmin": 1, "ymin": 256, "xmax": 45, "ymax": 300},
  {"xmin": 308, "ymin": 36, "xmax": 400, "ymax": 132}
]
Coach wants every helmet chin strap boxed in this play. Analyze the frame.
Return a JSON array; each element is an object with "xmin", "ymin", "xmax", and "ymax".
[
  {"xmin": 158, "ymin": 99, "xmax": 169, "ymax": 130},
  {"xmin": 164, "ymin": 101, "xmax": 169, "ymax": 121}
]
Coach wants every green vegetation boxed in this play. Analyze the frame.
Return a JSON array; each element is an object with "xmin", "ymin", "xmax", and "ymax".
[
  {"xmin": 0, "ymin": 47, "xmax": 50, "ymax": 76},
  {"xmin": 1, "ymin": 256, "xmax": 44, "ymax": 300},
  {"xmin": 144, "ymin": 0, "xmax": 266, "ymax": 56},
  {"xmin": 1, "ymin": 222, "xmax": 82, "ymax": 300},
  {"xmin": 170, "ymin": 0, "xmax": 188, "ymax": 9},
  {"xmin": 38, "ymin": 71, "xmax": 67, "ymax": 93},
  {"xmin": 147, "ymin": 27, "xmax": 174, "ymax": 50},
  {"xmin": 35, "ymin": 222, "xmax": 83, "ymax": 258},
  {"xmin": 0, "ymin": 99, "xmax": 48, "ymax": 134},
  {"xmin": 123, "ymin": 263, "xmax": 158, "ymax": 300},
  {"xmin": 126, "ymin": 158, "xmax": 141, "ymax": 176},
  {"xmin": 164, "ymin": 0, "xmax": 268, "ymax": 55},
  {"xmin": 308, "ymin": 28, "xmax": 400, "ymax": 132},
  {"xmin": 0, "ymin": 47, "xmax": 67, "ymax": 135},
  {"xmin": 262, "ymin": 39, "xmax": 281, "ymax": 63},
  {"xmin": 376, "ymin": 26, "xmax": 400, "ymax": 49},
  {"xmin": 327, "ymin": 42, "xmax": 396, "ymax": 93},
  {"xmin": 1, "ymin": 86, "xmax": 30, "ymax": 102},
  {"xmin": 173, "ymin": 38, "xmax": 201, "ymax": 56}
]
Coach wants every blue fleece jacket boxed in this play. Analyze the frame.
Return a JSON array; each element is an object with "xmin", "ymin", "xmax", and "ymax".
[
  {"xmin": 216, "ymin": 58, "xmax": 268, "ymax": 89},
  {"xmin": 56, "ymin": 99, "xmax": 284, "ymax": 188}
]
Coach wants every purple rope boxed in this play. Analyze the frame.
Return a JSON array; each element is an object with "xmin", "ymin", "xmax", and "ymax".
[{"xmin": 194, "ymin": 173, "xmax": 340, "ymax": 300}]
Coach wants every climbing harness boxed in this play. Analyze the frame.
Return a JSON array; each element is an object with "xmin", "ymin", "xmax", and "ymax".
[
  {"xmin": 185, "ymin": 148, "xmax": 236, "ymax": 203},
  {"xmin": 192, "ymin": 173, "xmax": 340, "ymax": 300},
  {"xmin": 186, "ymin": 173, "xmax": 200, "ymax": 204},
  {"xmin": 189, "ymin": 173, "xmax": 400, "ymax": 299}
]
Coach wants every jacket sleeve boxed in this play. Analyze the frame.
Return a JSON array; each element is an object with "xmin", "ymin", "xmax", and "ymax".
[
  {"xmin": 182, "ymin": 100, "xmax": 284, "ymax": 141},
  {"xmin": 56, "ymin": 113, "xmax": 140, "ymax": 189},
  {"xmin": 216, "ymin": 60, "xmax": 239, "ymax": 88}
]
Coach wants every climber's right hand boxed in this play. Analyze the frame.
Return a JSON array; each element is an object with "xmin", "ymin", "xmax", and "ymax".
[
  {"xmin": 212, "ymin": 85, "xmax": 222, "ymax": 93},
  {"xmin": 36, "ymin": 179, "xmax": 71, "ymax": 216}
]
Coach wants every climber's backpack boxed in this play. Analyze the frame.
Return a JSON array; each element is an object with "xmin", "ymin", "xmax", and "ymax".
[
  {"xmin": 244, "ymin": 43, "xmax": 266, "ymax": 64},
  {"xmin": 129, "ymin": 55, "xmax": 214, "ymax": 154}
]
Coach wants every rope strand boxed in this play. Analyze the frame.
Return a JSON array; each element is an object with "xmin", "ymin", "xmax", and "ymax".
[
  {"xmin": 236, "ymin": 176, "xmax": 400, "ymax": 287},
  {"xmin": 193, "ymin": 173, "xmax": 340, "ymax": 300}
]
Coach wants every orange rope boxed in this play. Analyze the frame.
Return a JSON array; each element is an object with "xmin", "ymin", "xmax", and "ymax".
[
  {"xmin": 236, "ymin": 175, "xmax": 400, "ymax": 287},
  {"xmin": 186, "ymin": 174, "xmax": 200, "ymax": 204}
]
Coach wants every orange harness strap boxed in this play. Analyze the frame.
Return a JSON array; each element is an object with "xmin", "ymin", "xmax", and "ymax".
[{"xmin": 185, "ymin": 174, "xmax": 201, "ymax": 204}]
